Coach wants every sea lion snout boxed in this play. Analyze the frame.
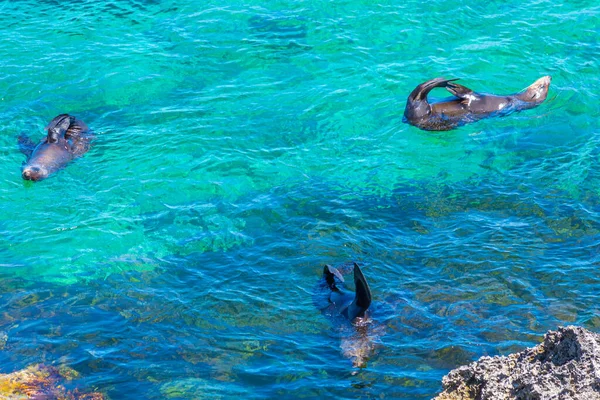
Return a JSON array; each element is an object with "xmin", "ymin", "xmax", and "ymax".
[
  {"xmin": 540, "ymin": 75, "xmax": 552, "ymax": 85},
  {"xmin": 22, "ymin": 166, "xmax": 48, "ymax": 181}
]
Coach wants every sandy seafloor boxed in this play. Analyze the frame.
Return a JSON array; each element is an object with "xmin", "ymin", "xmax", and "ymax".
[{"xmin": 0, "ymin": 1, "xmax": 599, "ymax": 398}]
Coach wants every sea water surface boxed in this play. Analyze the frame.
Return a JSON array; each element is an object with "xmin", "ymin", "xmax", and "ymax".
[{"xmin": 0, "ymin": 0, "xmax": 599, "ymax": 398}]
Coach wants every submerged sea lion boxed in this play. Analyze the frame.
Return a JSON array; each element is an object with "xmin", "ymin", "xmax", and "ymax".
[
  {"xmin": 315, "ymin": 262, "xmax": 381, "ymax": 368},
  {"xmin": 403, "ymin": 76, "xmax": 551, "ymax": 131},
  {"xmin": 323, "ymin": 263, "xmax": 372, "ymax": 321},
  {"xmin": 19, "ymin": 114, "xmax": 93, "ymax": 181}
]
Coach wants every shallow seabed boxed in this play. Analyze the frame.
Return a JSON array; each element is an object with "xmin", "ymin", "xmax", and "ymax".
[{"xmin": 1, "ymin": 0, "xmax": 599, "ymax": 398}]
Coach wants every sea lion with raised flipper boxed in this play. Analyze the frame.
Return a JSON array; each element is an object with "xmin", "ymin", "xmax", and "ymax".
[
  {"xmin": 403, "ymin": 76, "xmax": 551, "ymax": 131},
  {"xmin": 323, "ymin": 263, "xmax": 372, "ymax": 321},
  {"xmin": 19, "ymin": 114, "xmax": 93, "ymax": 181},
  {"xmin": 314, "ymin": 262, "xmax": 381, "ymax": 368}
]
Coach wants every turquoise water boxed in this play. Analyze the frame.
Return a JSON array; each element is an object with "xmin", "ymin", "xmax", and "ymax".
[{"xmin": 1, "ymin": 0, "xmax": 599, "ymax": 398}]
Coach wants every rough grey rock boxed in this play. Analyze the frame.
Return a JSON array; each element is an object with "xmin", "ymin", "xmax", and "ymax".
[{"xmin": 434, "ymin": 326, "xmax": 600, "ymax": 400}]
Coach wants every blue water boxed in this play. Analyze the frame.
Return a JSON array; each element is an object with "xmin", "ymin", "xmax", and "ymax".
[{"xmin": 1, "ymin": 0, "xmax": 599, "ymax": 398}]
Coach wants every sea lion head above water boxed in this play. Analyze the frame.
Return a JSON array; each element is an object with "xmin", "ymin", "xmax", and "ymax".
[
  {"xmin": 21, "ymin": 138, "xmax": 72, "ymax": 181},
  {"xmin": 514, "ymin": 75, "xmax": 551, "ymax": 105},
  {"xmin": 22, "ymin": 165, "xmax": 49, "ymax": 181}
]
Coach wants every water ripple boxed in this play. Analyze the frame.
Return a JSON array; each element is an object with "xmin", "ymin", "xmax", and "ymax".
[{"xmin": 1, "ymin": 0, "xmax": 599, "ymax": 398}]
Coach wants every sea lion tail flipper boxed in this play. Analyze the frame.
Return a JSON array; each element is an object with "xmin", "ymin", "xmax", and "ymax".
[
  {"xmin": 408, "ymin": 78, "xmax": 460, "ymax": 101},
  {"xmin": 345, "ymin": 263, "xmax": 372, "ymax": 320},
  {"xmin": 323, "ymin": 264, "xmax": 344, "ymax": 291},
  {"xmin": 17, "ymin": 134, "xmax": 36, "ymax": 157}
]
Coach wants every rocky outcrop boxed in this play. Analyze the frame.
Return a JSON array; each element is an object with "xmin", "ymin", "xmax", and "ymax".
[
  {"xmin": 0, "ymin": 364, "xmax": 105, "ymax": 399},
  {"xmin": 435, "ymin": 326, "xmax": 600, "ymax": 400}
]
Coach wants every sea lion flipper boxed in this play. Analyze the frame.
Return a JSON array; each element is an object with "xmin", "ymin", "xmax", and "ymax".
[
  {"xmin": 45, "ymin": 114, "xmax": 73, "ymax": 143},
  {"xmin": 345, "ymin": 263, "xmax": 372, "ymax": 320},
  {"xmin": 445, "ymin": 82, "xmax": 475, "ymax": 99},
  {"xmin": 44, "ymin": 114, "xmax": 71, "ymax": 131},
  {"xmin": 65, "ymin": 117, "xmax": 91, "ymax": 141},
  {"xmin": 17, "ymin": 134, "xmax": 36, "ymax": 157},
  {"xmin": 323, "ymin": 264, "xmax": 344, "ymax": 291},
  {"xmin": 408, "ymin": 78, "xmax": 460, "ymax": 101}
]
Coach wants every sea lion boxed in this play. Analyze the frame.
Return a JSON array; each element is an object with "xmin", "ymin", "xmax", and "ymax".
[
  {"xmin": 314, "ymin": 262, "xmax": 380, "ymax": 368},
  {"xmin": 323, "ymin": 263, "xmax": 372, "ymax": 321},
  {"xmin": 19, "ymin": 114, "xmax": 93, "ymax": 181},
  {"xmin": 403, "ymin": 76, "xmax": 551, "ymax": 131}
]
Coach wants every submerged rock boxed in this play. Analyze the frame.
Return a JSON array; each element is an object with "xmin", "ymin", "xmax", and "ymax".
[
  {"xmin": 434, "ymin": 326, "xmax": 600, "ymax": 400},
  {"xmin": 0, "ymin": 331, "xmax": 7, "ymax": 350},
  {"xmin": 160, "ymin": 378, "xmax": 246, "ymax": 399},
  {"xmin": 0, "ymin": 364, "xmax": 105, "ymax": 399}
]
